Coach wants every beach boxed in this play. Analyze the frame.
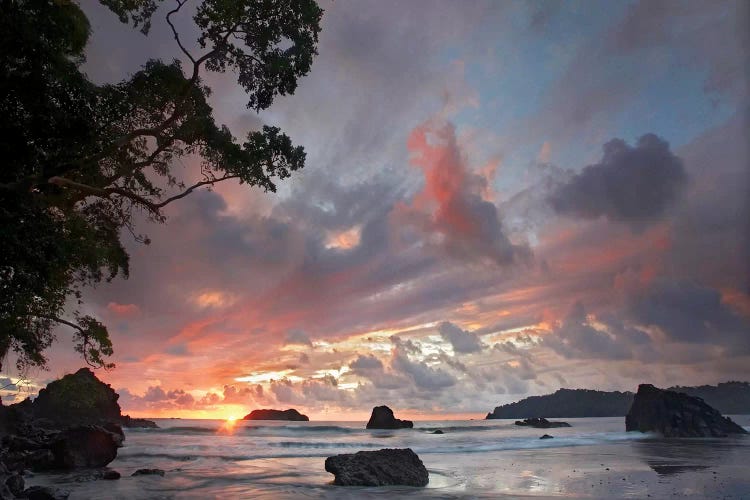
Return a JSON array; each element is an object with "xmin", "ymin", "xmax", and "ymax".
[{"xmin": 21, "ymin": 415, "xmax": 750, "ymax": 498}]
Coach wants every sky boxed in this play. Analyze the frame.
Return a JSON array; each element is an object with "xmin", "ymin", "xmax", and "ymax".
[{"xmin": 4, "ymin": 0, "xmax": 749, "ymax": 420}]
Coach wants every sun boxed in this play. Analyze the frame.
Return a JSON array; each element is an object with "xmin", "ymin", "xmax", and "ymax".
[{"xmin": 227, "ymin": 415, "xmax": 238, "ymax": 422}]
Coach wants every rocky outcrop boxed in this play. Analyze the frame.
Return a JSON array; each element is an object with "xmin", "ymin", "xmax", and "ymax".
[
  {"xmin": 121, "ymin": 415, "xmax": 158, "ymax": 429},
  {"xmin": 1, "ymin": 424, "xmax": 121, "ymax": 471},
  {"xmin": 626, "ymin": 384, "xmax": 748, "ymax": 437},
  {"xmin": 486, "ymin": 382, "xmax": 750, "ymax": 419},
  {"xmin": 539, "ymin": 434, "xmax": 554, "ymax": 439},
  {"xmin": 487, "ymin": 388, "xmax": 635, "ymax": 419},
  {"xmin": 365, "ymin": 406, "xmax": 413, "ymax": 429},
  {"xmin": 32, "ymin": 369, "xmax": 121, "ymax": 426},
  {"xmin": 25, "ymin": 368, "xmax": 157, "ymax": 429},
  {"xmin": 325, "ymin": 448, "xmax": 428, "ymax": 486},
  {"xmin": 242, "ymin": 409, "xmax": 309, "ymax": 421},
  {"xmin": 514, "ymin": 417, "xmax": 571, "ymax": 428},
  {"xmin": 0, "ymin": 368, "xmax": 151, "ymax": 473}
]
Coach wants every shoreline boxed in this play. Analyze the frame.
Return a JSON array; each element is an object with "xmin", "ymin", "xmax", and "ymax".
[{"xmin": 20, "ymin": 421, "xmax": 750, "ymax": 499}]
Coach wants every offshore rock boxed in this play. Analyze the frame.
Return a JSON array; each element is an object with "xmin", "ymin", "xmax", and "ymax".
[
  {"xmin": 132, "ymin": 468, "xmax": 165, "ymax": 476},
  {"xmin": 242, "ymin": 409, "xmax": 309, "ymax": 421},
  {"xmin": 514, "ymin": 417, "xmax": 571, "ymax": 428},
  {"xmin": 325, "ymin": 448, "xmax": 428, "ymax": 486},
  {"xmin": 366, "ymin": 406, "xmax": 413, "ymax": 429},
  {"xmin": 626, "ymin": 384, "xmax": 748, "ymax": 437}
]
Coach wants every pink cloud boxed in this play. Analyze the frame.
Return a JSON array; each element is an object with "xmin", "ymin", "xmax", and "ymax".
[{"xmin": 106, "ymin": 302, "xmax": 141, "ymax": 317}]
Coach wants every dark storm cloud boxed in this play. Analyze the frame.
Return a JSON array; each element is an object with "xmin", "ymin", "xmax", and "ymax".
[
  {"xmin": 438, "ymin": 321, "xmax": 484, "ymax": 354},
  {"xmin": 629, "ymin": 281, "xmax": 750, "ymax": 351},
  {"xmin": 670, "ymin": 112, "xmax": 750, "ymax": 293},
  {"xmin": 550, "ymin": 134, "xmax": 687, "ymax": 228}
]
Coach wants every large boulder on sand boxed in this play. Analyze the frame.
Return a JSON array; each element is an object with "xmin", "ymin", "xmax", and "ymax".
[
  {"xmin": 325, "ymin": 448, "xmax": 428, "ymax": 486},
  {"xmin": 49, "ymin": 426, "xmax": 120, "ymax": 468},
  {"xmin": 626, "ymin": 384, "xmax": 748, "ymax": 437},
  {"xmin": 366, "ymin": 406, "xmax": 413, "ymax": 429},
  {"xmin": 514, "ymin": 417, "xmax": 571, "ymax": 428}
]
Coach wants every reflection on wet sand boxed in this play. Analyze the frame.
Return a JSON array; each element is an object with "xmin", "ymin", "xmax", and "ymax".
[{"xmin": 632, "ymin": 437, "xmax": 748, "ymax": 476}]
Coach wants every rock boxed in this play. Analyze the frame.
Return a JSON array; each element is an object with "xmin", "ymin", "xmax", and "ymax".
[
  {"xmin": 4, "ymin": 473, "xmax": 24, "ymax": 497},
  {"xmin": 101, "ymin": 422, "xmax": 125, "ymax": 447},
  {"xmin": 23, "ymin": 486, "xmax": 70, "ymax": 500},
  {"xmin": 325, "ymin": 448, "xmax": 428, "ymax": 487},
  {"xmin": 2, "ymin": 434, "xmax": 44, "ymax": 452},
  {"xmin": 31, "ymin": 369, "xmax": 121, "ymax": 427},
  {"xmin": 625, "ymin": 384, "xmax": 749, "ymax": 437},
  {"xmin": 71, "ymin": 468, "xmax": 121, "ymax": 482},
  {"xmin": 7, "ymin": 368, "xmax": 156, "ymax": 431},
  {"xmin": 101, "ymin": 469, "xmax": 121, "ymax": 480},
  {"xmin": 514, "ymin": 417, "xmax": 571, "ymax": 428},
  {"xmin": 49, "ymin": 426, "xmax": 119, "ymax": 468},
  {"xmin": 0, "ymin": 484, "xmax": 13, "ymax": 500},
  {"xmin": 3, "ymin": 449, "xmax": 56, "ymax": 472},
  {"xmin": 539, "ymin": 434, "xmax": 554, "ymax": 439},
  {"xmin": 120, "ymin": 415, "xmax": 158, "ymax": 428},
  {"xmin": 431, "ymin": 430, "xmax": 444, "ymax": 434},
  {"xmin": 242, "ymin": 409, "xmax": 309, "ymax": 421},
  {"xmin": 132, "ymin": 468, "xmax": 165, "ymax": 477},
  {"xmin": 365, "ymin": 406, "xmax": 413, "ymax": 429}
]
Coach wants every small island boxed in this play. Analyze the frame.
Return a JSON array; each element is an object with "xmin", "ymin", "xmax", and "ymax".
[{"xmin": 243, "ymin": 409, "xmax": 309, "ymax": 421}]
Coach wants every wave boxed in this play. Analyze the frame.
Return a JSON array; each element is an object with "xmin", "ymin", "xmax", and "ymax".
[
  {"xmin": 269, "ymin": 441, "xmax": 382, "ymax": 449},
  {"xmin": 416, "ymin": 424, "xmax": 512, "ymax": 433},
  {"xmin": 117, "ymin": 431, "xmax": 652, "ymax": 465},
  {"xmin": 416, "ymin": 432, "xmax": 651, "ymax": 455},
  {"xmin": 130, "ymin": 424, "xmax": 359, "ymax": 436}
]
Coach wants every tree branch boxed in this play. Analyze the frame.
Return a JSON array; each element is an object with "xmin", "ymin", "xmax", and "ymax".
[
  {"xmin": 48, "ymin": 176, "xmax": 161, "ymax": 214},
  {"xmin": 166, "ymin": 0, "xmax": 195, "ymax": 64},
  {"xmin": 47, "ymin": 173, "xmax": 242, "ymax": 213},
  {"xmin": 34, "ymin": 315, "xmax": 101, "ymax": 368},
  {"xmin": 154, "ymin": 174, "xmax": 240, "ymax": 208}
]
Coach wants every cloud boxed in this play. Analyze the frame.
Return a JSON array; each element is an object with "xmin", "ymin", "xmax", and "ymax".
[
  {"xmin": 398, "ymin": 119, "xmax": 530, "ymax": 266},
  {"xmin": 629, "ymin": 281, "xmax": 750, "ymax": 351},
  {"xmin": 349, "ymin": 354, "xmax": 384, "ymax": 374},
  {"xmin": 106, "ymin": 302, "xmax": 140, "ymax": 317},
  {"xmin": 391, "ymin": 347, "xmax": 457, "ymax": 391},
  {"xmin": 284, "ymin": 330, "xmax": 312, "ymax": 346},
  {"xmin": 550, "ymin": 134, "xmax": 687, "ymax": 228},
  {"xmin": 438, "ymin": 321, "xmax": 484, "ymax": 353},
  {"xmin": 542, "ymin": 302, "xmax": 647, "ymax": 360}
]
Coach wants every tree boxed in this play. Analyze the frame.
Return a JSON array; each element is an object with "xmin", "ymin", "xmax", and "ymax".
[{"xmin": 0, "ymin": 0, "xmax": 323, "ymax": 372}]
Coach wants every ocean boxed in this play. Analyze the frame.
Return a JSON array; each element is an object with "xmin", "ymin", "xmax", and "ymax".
[{"xmin": 24, "ymin": 415, "xmax": 750, "ymax": 498}]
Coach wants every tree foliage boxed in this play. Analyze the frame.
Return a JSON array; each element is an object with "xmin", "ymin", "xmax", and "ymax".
[{"xmin": 0, "ymin": 0, "xmax": 323, "ymax": 371}]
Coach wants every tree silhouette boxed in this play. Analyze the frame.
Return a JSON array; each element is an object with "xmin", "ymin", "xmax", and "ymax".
[{"xmin": 0, "ymin": 0, "xmax": 323, "ymax": 371}]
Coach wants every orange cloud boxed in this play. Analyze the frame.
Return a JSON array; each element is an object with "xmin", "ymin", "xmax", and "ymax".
[{"xmin": 106, "ymin": 302, "xmax": 140, "ymax": 317}]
